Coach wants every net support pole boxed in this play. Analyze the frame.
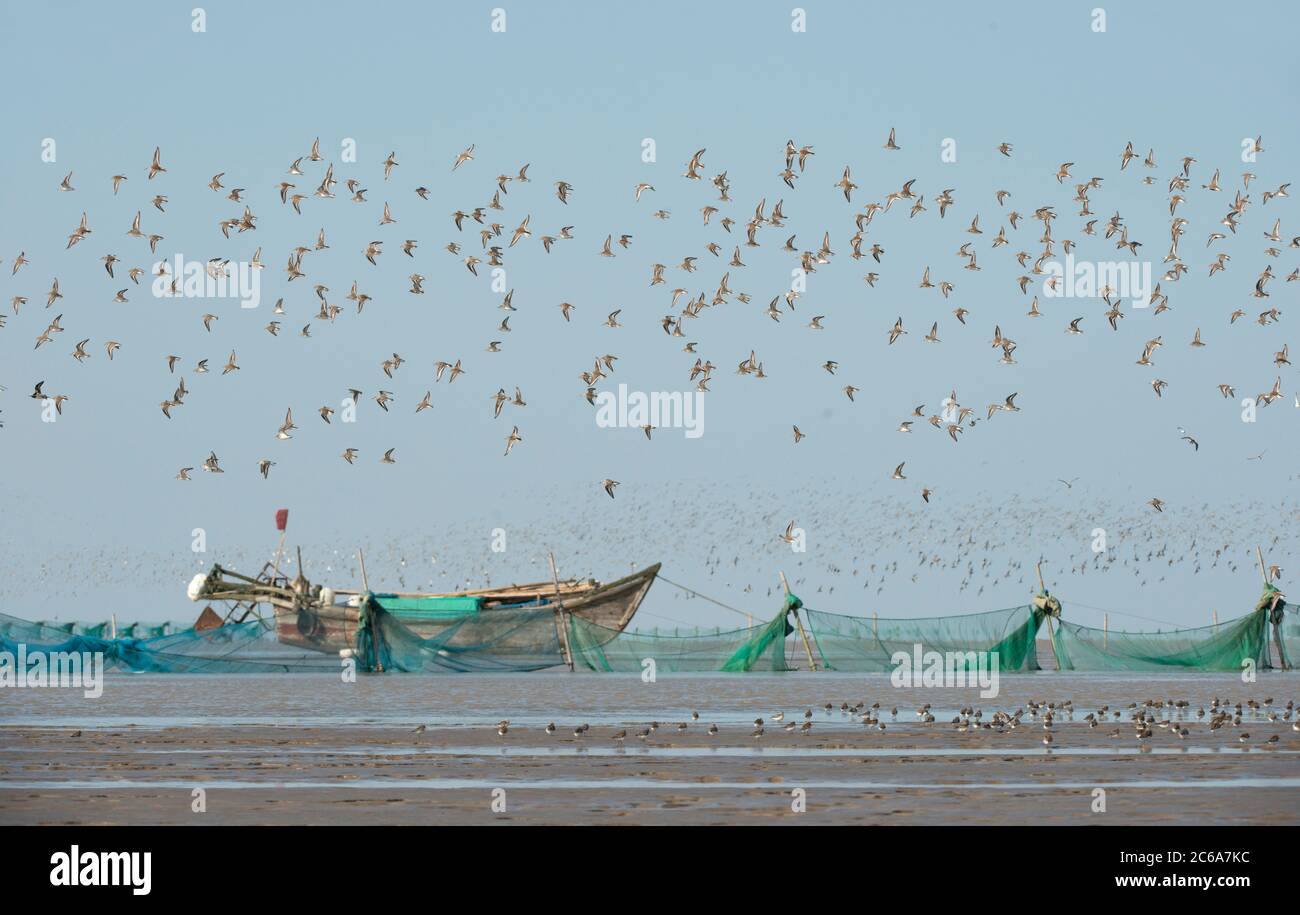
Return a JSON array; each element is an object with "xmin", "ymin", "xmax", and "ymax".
[
  {"xmin": 1103, "ymin": 613, "xmax": 1108, "ymax": 649},
  {"xmin": 549, "ymin": 551, "xmax": 575, "ymax": 672},
  {"xmin": 1035, "ymin": 562, "xmax": 1057, "ymax": 662},
  {"xmin": 781, "ymin": 571, "xmax": 818, "ymax": 672},
  {"xmin": 1259, "ymin": 546, "xmax": 1290, "ymax": 670},
  {"xmin": 357, "ymin": 548, "xmax": 383, "ymax": 672}
]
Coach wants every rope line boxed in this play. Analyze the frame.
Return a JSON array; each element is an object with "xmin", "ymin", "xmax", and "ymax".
[
  {"xmin": 657, "ymin": 574, "xmax": 1244, "ymax": 633},
  {"xmin": 656, "ymin": 574, "xmax": 758, "ymax": 621},
  {"xmin": 1052, "ymin": 596, "xmax": 1195, "ymax": 629},
  {"xmin": 634, "ymin": 608, "xmax": 697, "ymax": 627}
]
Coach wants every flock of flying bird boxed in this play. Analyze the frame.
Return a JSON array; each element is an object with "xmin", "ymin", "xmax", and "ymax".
[
  {"xmin": 17, "ymin": 476, "xmax": 1290, "ymax": 633},
  {"xmin": 2, "ymin": 129, "xmax": 1295, "ymax": 514}
]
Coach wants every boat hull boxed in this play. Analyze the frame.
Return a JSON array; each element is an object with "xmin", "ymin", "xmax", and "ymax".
[{"xmin": 272, "ymin": 563, "xmax": 661, "ymax": 666}]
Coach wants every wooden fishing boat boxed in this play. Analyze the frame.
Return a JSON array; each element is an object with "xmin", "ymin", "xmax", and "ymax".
[{"xmin": 187, "ymin": 557, "xmax": 661, "ymax": 668}]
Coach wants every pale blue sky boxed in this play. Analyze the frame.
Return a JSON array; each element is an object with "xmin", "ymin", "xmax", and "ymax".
[{"xmin": 0, "ymin": 1, "xmax": 1296, "ymax": 630}]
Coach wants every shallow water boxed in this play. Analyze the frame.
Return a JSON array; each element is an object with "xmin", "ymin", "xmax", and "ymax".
[
  {"xmin": 2, "ymin": 743, "xmax": 1293, "ymax": 757},
  {"xmin": 5, "ymin": 671, "xmax": 1297, "ymax": 824},
  {"xmin": 6, "ymin": 777, "xmax": 1299, "ymax": 791},
  {"xmin": 3, "ymin": 670, "xmax": 1297, "ymax": 729}
]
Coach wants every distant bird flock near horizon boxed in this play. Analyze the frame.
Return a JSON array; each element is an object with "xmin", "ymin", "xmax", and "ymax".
[
  {"xmin": 10, "ymin": 480, "xmax": 1294, "ymax": 630},
  {"xmin": 1, "ymin": 129, "xmax": 1295, "ymax": 517}
]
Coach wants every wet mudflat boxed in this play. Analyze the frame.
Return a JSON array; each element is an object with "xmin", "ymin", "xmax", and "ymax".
[{"xmin": 2, "ymin": 672, "xmax": 1297, "ymax": 824}]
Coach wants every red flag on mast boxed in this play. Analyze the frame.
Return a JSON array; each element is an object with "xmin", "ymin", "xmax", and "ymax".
[{"xmin": 275, "ymin": 509, "xmax": 289, "ymax": 531}]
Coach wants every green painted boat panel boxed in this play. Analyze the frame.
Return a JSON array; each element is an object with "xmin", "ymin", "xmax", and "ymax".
[{"xmin": 371, "ymin": 595, "xmax": 483, "ymax": 619}]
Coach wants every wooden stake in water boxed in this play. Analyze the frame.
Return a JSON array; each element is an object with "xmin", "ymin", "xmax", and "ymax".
[
  {"xmin": 1212, "ymin": 609, "xmax": 1218, "ymax": 633},
  {"xmin": 1034, "ymin": 560, "xmax": 1059, "ymax": 655},
  {"xmin": 356, "ymin": 548, "xmax": 383, "ymax": 671},
  {"xmin": 781, "ymin": 571, "xmax": 818, "ymax": 671},
  {"xmin": 549, "ymin": 551, "xmax": 575, "ymax": 672},
  {"xmin": 1103, "ymin": 613, "xmax": 1108, "ymax": 650},
  {"xmin": 1256, "ymin": 545, "xmax": 1289, "ymax": 669}
]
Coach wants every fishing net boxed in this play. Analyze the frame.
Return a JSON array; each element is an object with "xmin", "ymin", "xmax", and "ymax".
[
  {"xmin": 568, "ymin": 599, "xmax": 794, "ymax": 672},
  {"xmin": 368, "ymin": 603, "xmax": 566, "ymax": 672},
  {"xmin": 0, "ymin": 605, "xmax": 568, "ymax": 674},
  {"xmin": 24, "ymin": 620, "xmax": 185, "ymax": 639},
  {"xmin": 1050, "ymin": 606, "xmax": 1271, "ymax": 671},
  {"xmin": 1260, "ymin": 584, "xmax": 1294, "ymax": 670},
  {"xmin": 567, "ymin": 592, "xmax": 1047, "ymax": 674},
  {"xmin": 2, "ymin": 586, "xmax": 1290, "ymax": 674},
  {"xmin": 0, "ymin": 612, "xmax": 341, "ymax": 673},
  {"xmin": 1281, "ymin": 610, "xmax": 1299, "ymax": 670},
  {"xmin": 800, "ymin": 604, "xmax": 1045, "ymax": 672}
]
